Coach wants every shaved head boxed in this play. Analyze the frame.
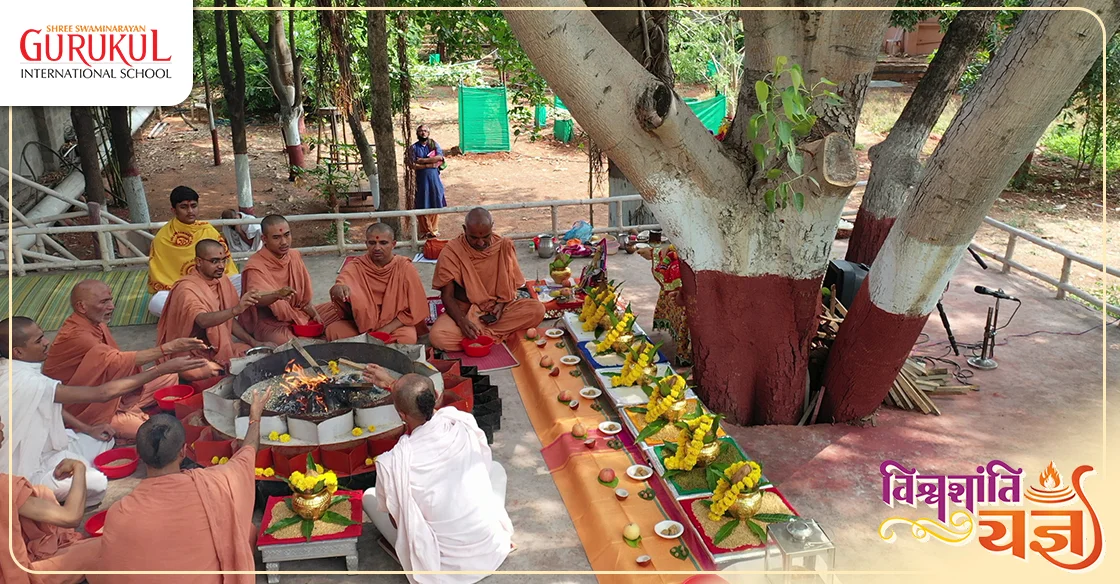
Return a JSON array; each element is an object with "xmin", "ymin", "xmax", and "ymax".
[
  {"xmin": 261, "ymin": 214, "xmax": 288, "ymax": 233},
  {"xmin": 393, "ymin": 374, "xmax": 438, "ymax": 423},
  {"xmin": 70, "ymin": 279, "xmax": 109, "ymax": 309},
  {"xmin": 195, "ymin": 238, "xmax": 225, "ymax": 257},
  {"xmin": 465, "ymin": 207, "xmax": 493, "ymax": 228},
  {"xmin": 366, "ymin": 222, "xmax": 394, "ymax": 238},
  {"xmin": 70, "ymin": 279, "xmax": 115, "ymax": 324},
  {"xmin": 1, "ymin": 316, "xmax": 37, "ymax": 359},
  {"xmin": 136, "ymin": 414, "xmax": 186, "ymax": 470}
]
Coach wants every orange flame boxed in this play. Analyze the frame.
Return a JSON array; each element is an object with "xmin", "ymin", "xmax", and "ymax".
[
  {"xmin": 1039, "ymin": 461, "xmax": 1062, "ymax": 489},
  {"xmin": 278, "ymin": 359, "xmax": 330, "ymax": 394}
]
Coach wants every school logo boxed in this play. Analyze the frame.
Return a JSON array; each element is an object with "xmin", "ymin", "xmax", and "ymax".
[
  {"xmin": 4, "ymin": 0, "xmax": 192, "ymax": 105},
  {"xmin": 878, "ymin": 460, "xmax": 1104, "ymax": 572}
]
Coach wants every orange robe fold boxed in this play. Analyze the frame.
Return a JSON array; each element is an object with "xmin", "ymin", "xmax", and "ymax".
[
  {"xmin": 156, "ymin": 272, "xmax": 251, "ymax": 369},
  {"xmin": 429, "ymin": 234, "xmax": 544, "ymax": 350},
  {"xmin": 1, "ymin": 474, "xmax": 102, "ymax": 584},
  {"xmin": 88, "ymin": 446, "xmax": 258, "ymax": 584},
  {"xmin": 319, "ymin": 254, "xmax": 429, "ymax": 342},
  {"xmin": 239, "ymin": 248, "xmax": 314, "ymax": 345},
  {"xmin": 43, "ymin": 314, "xmax": 177, "ymax": 438}
]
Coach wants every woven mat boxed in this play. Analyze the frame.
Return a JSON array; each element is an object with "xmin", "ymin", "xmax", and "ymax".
[{"xmin": 3, "ymin": 269, "xmax": 155, "ymax": 331}]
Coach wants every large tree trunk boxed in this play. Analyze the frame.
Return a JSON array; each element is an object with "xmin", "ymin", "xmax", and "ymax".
[
  {"xmin": 215, "ymin": 0, "xmax": 253, "ymax": 213},
  {"xmin": 70, "ymin": 106, "xmax": 106, "ymax": 205},
  {"xmin": 107, "ymin": 106, "xmax": 149, "ymax": 223},
  {"xmin": 243, "ymin": 0, "xmax": 306, "ymax": 177},
  {"xmin": 397, "ymin": 12, "xmax": 416, "ymax": 224},
  {"xmin": 503, "ymin": 0, "xmax": 890, "ymax": 425},
  {"xmin": 846, "ymin": 0, "xmax": 999, "ymax": 265},
  {"xmin": 367, "ymin": 0, "xmax": 401, "ymax": 236},
  {"xmin": 823, "ymin": 1, "xmax": 1120, "ymax": 423},
  {"xmin": 320, "ymin": 1, "xmax": 379, "ymax": 203}
]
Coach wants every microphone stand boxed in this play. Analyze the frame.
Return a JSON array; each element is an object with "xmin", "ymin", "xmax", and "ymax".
[
  {"xmin": 968, "ymin": 296, "xmax": 1000, "ymax": 370},
  {"xmin": 936, "ymin": 299, "xmax": 960, "ymax": 356}
]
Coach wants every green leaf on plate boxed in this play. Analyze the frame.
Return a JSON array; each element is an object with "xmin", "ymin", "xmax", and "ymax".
[
  {"xmin": 746, "ymin": 519, "xmax": 768, "ymax": 542},
  {"xmin": 624, "ymin": 535, "xmax": 642, "ymax": 548},
  {"xmin": 264, "ymin": 516, "xmax": 303, "ymax": 535},
  {"xmin": 753, "ymin": 513, "xmax": 799, "ymax": 524},
  {"xmin": 635, "ymin": 418, "xmax": 667, "ymax": 443},
  {"xmin": 629, "ymin": 406, "xmax": 648, "ymax": 414},
  {"xmin": 713, "ymin": 519, "xmax": 740, "ymax": 545},
  {"xmin": 700, "ymin": 499, "xmax": 713, "ymax": 508},
  {"xmin": 663, "ymin": 441, "xmax": 679, "ymax": 455},
  {"xmin": 321, "ymin": 510, "xmax": 358, "ymax": 527},
  {"xmin": 301, "ymin": 518, "xmax": 314, "ymax": 542}
]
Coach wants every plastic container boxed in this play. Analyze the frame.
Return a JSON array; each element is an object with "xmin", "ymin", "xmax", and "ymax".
[
  {"xmin": 369, "ymin": 331, "xmax": 393, "ymax": 343},
  {"xmin": 84, "ymin": 510, "xmax": 108, "ymax": 537},
  {"xmin": 154, "ymin": 384, "xmax": 195, "ymax": 411},
  {"xmin": 460, "ymin": 335, "xmax": 495, "ymax": 357},
  {"xmin": 293, "ymin": 322, "xmax": 325, "ymax": 338},
  {"xmin": 94, "ymin": 448, "xmax": 140, "ymax": 479}
]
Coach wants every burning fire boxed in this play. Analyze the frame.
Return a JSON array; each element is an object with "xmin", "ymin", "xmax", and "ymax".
[
  {"xmin": 1038, "ymin": 461, "xmax": 1062, "ymax": 490},
  {"xmin": 276, "ymin": 360, "xmax": 331, "ymax": 412}
]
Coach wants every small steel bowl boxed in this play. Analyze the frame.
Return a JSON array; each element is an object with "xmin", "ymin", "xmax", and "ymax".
[{"xmin": 245, "ymin": 346, "xmax": 275, "ymax": 357}]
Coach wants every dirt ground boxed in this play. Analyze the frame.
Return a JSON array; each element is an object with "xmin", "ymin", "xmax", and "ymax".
[{"xmin": 98, "ymin": 81, "xmax": 1117, "ymax": 309}]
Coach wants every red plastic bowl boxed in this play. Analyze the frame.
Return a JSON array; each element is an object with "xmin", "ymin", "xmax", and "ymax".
[
  {"xmin": 94, "ymin": 447, "xmax": 139, "ymax": 479},
  {"xmin": 369, "ymin": 331, "xmax": 393, "ymax": 343},
  {"xmin": 153, "ymin": 384, "xmax": 195, "ymax": 411},
  {"xmin": 460, "ymin": 335, "xmax": 495, "ymax": 357},
  {"xmin": 84, "ymin": 510, "xmax": 108, "ymax": 537},
  {"xmin": 293, "ymin": 322, "xmax": 325, "ymax": 338}
]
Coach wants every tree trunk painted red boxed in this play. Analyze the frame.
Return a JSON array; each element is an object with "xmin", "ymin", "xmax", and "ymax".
[
  {"xmin": 820, "ymin": 283, "xmax": 930, "ymax": 422},
  {"xmin": 681, "ymin": 263, "xmax": 821, "ymax": 426},
  {"xmin": 845, "ymin": 207, "xmax": 896, "ymax": 265},
  {"xmin": 286, "ymin": 144, "xmax": 305, "ymax": 168}
]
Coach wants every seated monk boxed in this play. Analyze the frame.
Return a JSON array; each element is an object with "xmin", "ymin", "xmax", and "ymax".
[
  {"xmin": 429, "ymin": 208, "xmax": 545, "ymax": 351},
  {"xmin": 361, "ymin": 375, "xmax": 513, "ymax": 581},
  {"xmin": 43, "ymin": 281, "xmax": 208, "ymax": 440},
  {"xmin": 148, "ymin": 186, "xmax": 241, "ymax": 318},
  {"xmin": 156, "ymin": 239, "xmax": 270, "ymax": 382},
  {"xmin": 88, "ymin": 388, "xmax": 269, "ymax": 584},
  {"xmin": 318, "ymin": 223, "xmax": 430, "ymax": 343},
  {"xmin": 2, "ymin": 316, "xmax": 204, "ymax": 505},
  {"xmin": 238, "ymin": 214, "xmax": 321, "ymax": 345},
  {"xmin": 1, "ymin": 417, "xmax": 104, "ymax": 584}
]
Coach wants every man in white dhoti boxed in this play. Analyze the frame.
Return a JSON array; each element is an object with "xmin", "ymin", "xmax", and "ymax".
[
  {"xmin": 362, "ymin": 374, "xmax": 514, "ymax": 583},
  {"xmin": 1, "ymin": 316, "xmax": 204, "ymax": 506}
]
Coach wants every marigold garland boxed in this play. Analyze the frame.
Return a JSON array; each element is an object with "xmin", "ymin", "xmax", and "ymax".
[
  {"xmin": 644, "ymin": 375, "xmax": 687, "ymax": 423},
  {"xmin": 707, "ymin": 461, "xmax": 763, "ymax": 521}
]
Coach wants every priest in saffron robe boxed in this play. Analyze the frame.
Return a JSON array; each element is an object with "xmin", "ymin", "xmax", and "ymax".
[
  {"xmin": 147, "ymin": 186, "xmax": 240, "ymax": 317},
  {"xmin": 43, "ymin": 280, "xmax": 207, "ymax": 439},
  {"xmin": 88, "ymin": 388, "xmax": 269, "ymax": 584},
  {"xmin": 3, "ymin": 316, "xmax": 205, "ymax": 504},
  {"xmin": 156, "ymin": 239, "xmax": 268, "ymax": 381},
  {"xmin": 319, "ymin": 223, "xmax": 430, "ymax": 343},
  {"xmin": 362, "ymin": 375, "xmax": 513, "ymax": 583},
  {"xmin": 0, "ymin": 418, "xmax": 104, "ymax": 584},
  {"xmin": 429, "ymin": 208, "xmax": 545, "ymax": 351},
  {"xmin": 238, "ymin": 214, "xmax": 321, "ymax": 345}
]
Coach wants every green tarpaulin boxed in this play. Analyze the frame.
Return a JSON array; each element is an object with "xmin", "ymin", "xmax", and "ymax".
[
  {"xmin": 458, "ymin": 86, "xmax": 511, "ymax": 153},
  {"xmin": 554, "ymin": 93, "xmax": 726, "ymax": 133}
]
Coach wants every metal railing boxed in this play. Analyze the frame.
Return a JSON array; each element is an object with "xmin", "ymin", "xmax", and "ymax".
[{"xmin": 2, "ymin": 193, "xmax": 659, "ymax": 275}]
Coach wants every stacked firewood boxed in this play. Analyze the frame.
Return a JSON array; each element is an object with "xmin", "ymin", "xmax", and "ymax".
[{"xmin": 813, "ymin": 286, "xmax": 977, "ymax": 418}]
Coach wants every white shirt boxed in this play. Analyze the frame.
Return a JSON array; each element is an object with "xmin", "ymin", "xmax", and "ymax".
[
  {"xmin": 222, "ymin": 212, "xmax": 263, "ymax": 253},
  {"xmin": 0, "ymin": 358, "xmax": 71, "ymax": 477}
]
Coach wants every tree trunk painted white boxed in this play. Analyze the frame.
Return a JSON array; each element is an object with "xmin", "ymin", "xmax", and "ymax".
[
  {"xmin": 122, "ymin": 175, "xmax": 149, "ymax": 224},
  {"xmin": 503, "ymin": 0, "xmax": 889, "ymax": 424},
  {"xmin": 824, "ymin": 1, "xmax": 1120, "ymax": 422},
  {"xmin": 235, "ymin": 153, "xmax": 254, "ymax": 213}
]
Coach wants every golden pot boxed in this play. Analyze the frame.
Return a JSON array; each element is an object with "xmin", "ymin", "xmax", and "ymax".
[
  {"xmin": 292, "ymin": 488, "xmax": 332, "ymax": 520},
  {"xmin": 611, "ymin": 334, "xmax": 635, "ymax": 354},
  {"xmin": 551, "ymin": 268, "xmax": 572, "ymax": 285},
  {"xmin": 727, "ymin": 490, "xmax": 764, "ymax": 521},
  {"xmin": 695, "ymin": 440, "xmax": 723, "ymax": 466},
  {"xmin": 665, "ymin": 399, "xmax": 689, "ymax": 421}
]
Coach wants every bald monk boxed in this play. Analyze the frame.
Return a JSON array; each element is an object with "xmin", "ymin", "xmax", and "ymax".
[
  {"xmin": 361, "ymin": 374, "xmax": 513, "ymax": 581},
  {"xmin": 43, "ymin": 280, "xmax": 208, "ymax": 439},
  {"xmin": 157, "ymin": 239, "xmax": 269, "ymax": 381},
  {"xmin": 1, "ymin": 417, "xmax": 103, "ymax": 584},
  {"xmin": 318, "ymin": 223, "xmax": 430, "ymax": 343},
  {"xmin": 429, "ymin": 208, "xmax": 545, "ymax": 351},
  {"xmin": 89, "ymin": 389, "xmax": 269, "ymax": 583},
  {"xmin": 238, "ymin": 214, "xmax": 321, "ymax": 345}
]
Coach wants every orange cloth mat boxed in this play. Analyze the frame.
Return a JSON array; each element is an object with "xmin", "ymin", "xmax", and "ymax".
[{"xmin": 510, "ymin": 338, "xmax": 700, "ymax": 583}]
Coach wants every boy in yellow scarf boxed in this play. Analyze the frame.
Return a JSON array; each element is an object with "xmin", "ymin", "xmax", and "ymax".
[{"xmin": 147, "ymin": 186, "xmax": 240, "ymax": 317}]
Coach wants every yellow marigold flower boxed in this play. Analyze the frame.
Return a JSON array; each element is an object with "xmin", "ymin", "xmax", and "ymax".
[
  {"xmin": 219, "ymin": 456, "xmax": 229, "ymax": 465},
  {"xmin": 365, "ymin": 457, "xmax": 374, "ymax": 466},
  {"xmin": 263, "ymin": 468, "xmax": 275, "ymax": 477},
  {"xmin": 268, "ymin": 431, "xmax": 279, "ymax": 441},
  {"xmin": 255, "ymin": 467, "xmax": 264, "ymax": 476},
  {"xmin": 280, "ymin": 433, "xmax": 291, "ymax": 443},
  {"xmin": 352, "ymin": 427, "xmax": 364, "ymax": 436},
  {"xmin": 315, "ymin": 464, "xmax": 324, "ymax": 474},
  {"xmin": 368, "ymin": 425, "xmax": 377, "ymax": 432},
  {"xmin": 211, "ymin": 456, "xmax": 220, "ymax": 464}
]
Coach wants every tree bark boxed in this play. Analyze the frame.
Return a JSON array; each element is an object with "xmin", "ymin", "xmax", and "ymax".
[
  {"xmin": 320, "ymin": 1, "xmax": 379, "ymax": 204},
  {"xmin": 195, "ymin": 16, "xmax": 221, "ymax": 166},
  {"xmin": 847, "ymin": 0, "xmax": 1000, "ymax": 265},
  {"xmin": 823, "ymin": 1, "xmax": 1120, "ymax": 423},
  {"xmin": 397, "ymin": 12, "xmax": 416, "ymax": 221},
  {"xmin": 502, "ymin": 0, "xmax": 889, "ymax": 424},
  {"xmin": 242, "ymin": 0, "xmax": 306, "ymax": 177},
  {"xmin": 367, "ymin": 0, "xmax": 401, "ymax": 236},
  {"xmin": 215, "ymin": 0, "xmax": 253, "ymax": 213},
  {"xmin": 107, "ymin": 106, "xmax": 149, "ymax": 223},
  {"xmin": 70, "ymin": 106, "xmax": 106, "ymax": 206}
]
